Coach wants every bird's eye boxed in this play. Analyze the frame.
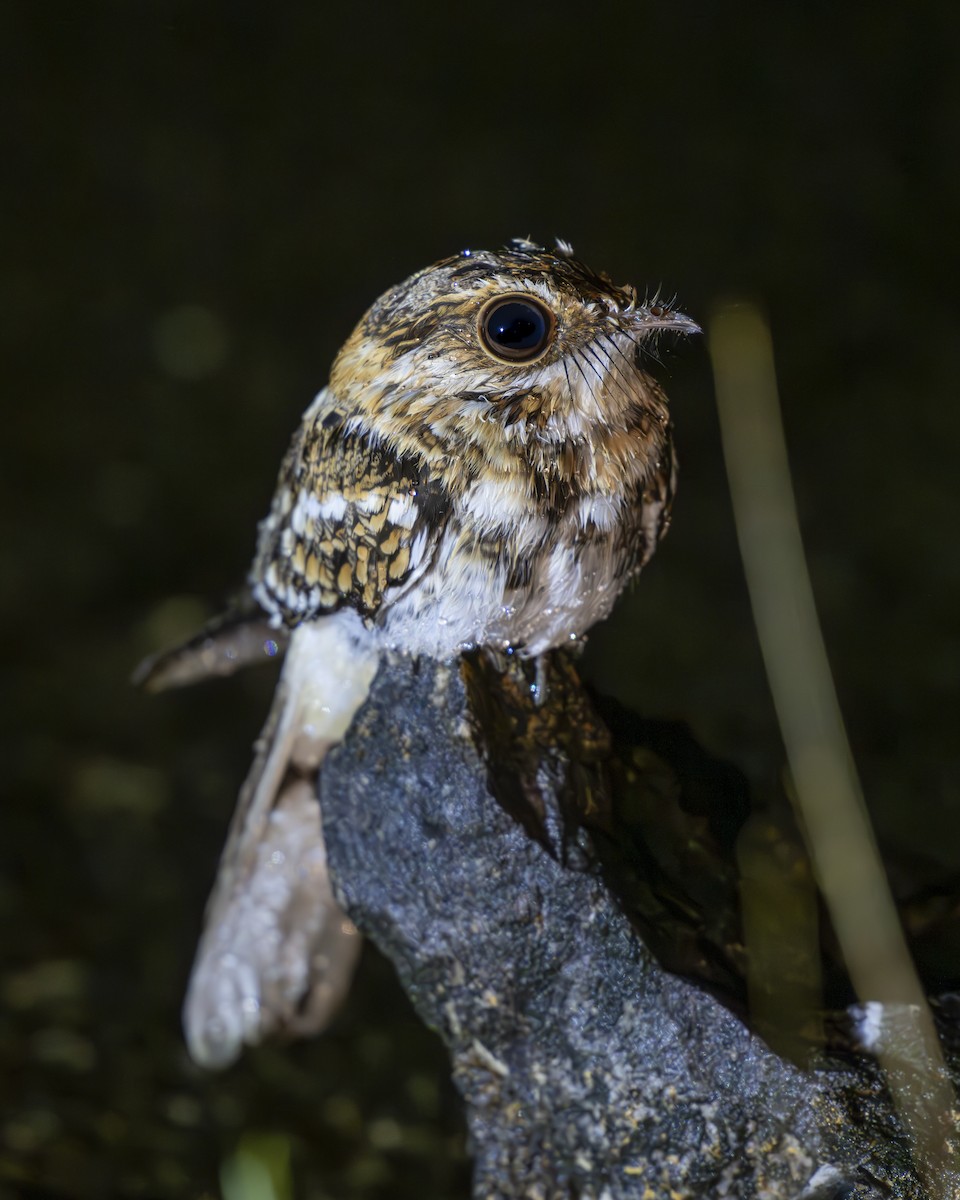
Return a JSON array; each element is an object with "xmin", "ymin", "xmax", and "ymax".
[{"xmin": 478, "ymin": 295, "xmax": 554, "ymax": 363}]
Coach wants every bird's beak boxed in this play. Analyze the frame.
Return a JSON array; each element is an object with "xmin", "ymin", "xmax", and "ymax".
[{"xmin": 634, "ymin": 306, "xmax": 701, "ymax": 336}]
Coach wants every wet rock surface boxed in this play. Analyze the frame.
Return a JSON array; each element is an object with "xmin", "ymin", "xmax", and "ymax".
[{"xmin": 322, "ymin": 656, "xmax": 952, "ymax": 1200}]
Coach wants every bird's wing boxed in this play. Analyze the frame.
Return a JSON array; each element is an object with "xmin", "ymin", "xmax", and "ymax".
[
  {"xmin": 249, "ymin": 390, "xmax": 449, "ymax": 625},
  {"xmin": 174, "ymin": 393, "xmax": 451, "ymax": 1067},
  {"xmin": 131, "ymin": 592, "xmax": 287, "ymax": 693},
  {"xmin": 133, "ymin": 387, "xmax": 449, "ymax": 694}
]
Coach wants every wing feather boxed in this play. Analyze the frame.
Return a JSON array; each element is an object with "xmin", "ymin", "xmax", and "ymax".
[{"xmin": 250, "ymin": 388, "xmax": 448, "ymax": 624}]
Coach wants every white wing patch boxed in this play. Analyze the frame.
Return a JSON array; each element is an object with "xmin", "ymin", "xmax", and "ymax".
[
  {"xmin": 313, "ymin": 492, "xmax": 349, "ymax": 522},
  {"xmin": 386, "ymin": 495, "xmax": 418, "ymax": 528}
]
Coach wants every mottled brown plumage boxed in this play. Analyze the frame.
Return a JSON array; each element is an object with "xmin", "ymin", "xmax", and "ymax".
[
  {"xmin": 251, "ymin": 411, "xmax": 446, "ymax": 618},
  {"xmin": 138, "ymin": 239, "xmax": 697, "ymax": 1069},
  {"xmin": 249, "ymin": 239, "xmax": 696, "ymax": 657}
]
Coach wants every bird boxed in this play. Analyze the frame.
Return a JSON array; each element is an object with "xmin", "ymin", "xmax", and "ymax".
[{"xmin": 136, "ymin": 238, "xmax": 699, "ymax": 1068}]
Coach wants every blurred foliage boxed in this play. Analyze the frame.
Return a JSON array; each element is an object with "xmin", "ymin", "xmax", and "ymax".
[{"xmin": 2, "ymin": 2, "xmax": 959, "ymax": 1197}]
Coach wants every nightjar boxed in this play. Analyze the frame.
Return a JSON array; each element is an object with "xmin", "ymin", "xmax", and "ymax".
[{"xmin": 138, "ymin": 238, "xmax": 698, "ymax": 1067}]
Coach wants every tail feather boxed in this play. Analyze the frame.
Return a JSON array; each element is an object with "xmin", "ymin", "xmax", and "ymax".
[{"xmin": 182, "ymin": 612, "xmax": 380, "ymax": 1068}]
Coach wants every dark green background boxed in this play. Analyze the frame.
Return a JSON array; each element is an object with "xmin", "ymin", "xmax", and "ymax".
[{"xmin": 3, "ymin": 4, "xmax": 958, "ymax": 1197}]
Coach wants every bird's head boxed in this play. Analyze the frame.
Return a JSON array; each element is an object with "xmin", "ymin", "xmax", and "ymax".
[{"xmin": 329, "ymin": 240, "xmax": 697, "ymax": 473}]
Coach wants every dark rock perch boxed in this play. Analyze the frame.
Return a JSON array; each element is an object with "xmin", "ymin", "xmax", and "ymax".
[{"xmin": 320, "ymin": 653, "xmax": 957, "ymax": 1199}]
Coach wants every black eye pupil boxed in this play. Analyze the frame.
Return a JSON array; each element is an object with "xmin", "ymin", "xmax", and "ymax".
[
  {"xmin": 481, "ymin": 298, "xmax": 552, "ymax": 361},
  {"xmin": 488, "ymin": 303, "xmax": 543, "ymax": 350}
]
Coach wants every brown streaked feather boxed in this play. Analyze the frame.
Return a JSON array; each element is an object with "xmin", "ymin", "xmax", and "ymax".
[
  {"xmin": 250, "ymin": 397, "xmax": 450, "ymax": 625},
  {"xmin": 140, "ymin": 239, "xmax": 698, "ymax": 1070}
]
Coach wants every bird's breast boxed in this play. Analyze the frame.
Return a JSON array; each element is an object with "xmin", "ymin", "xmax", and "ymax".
[{"xmin": 377, "ymin": 489, "xmax": 638, "ymax": 658}]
